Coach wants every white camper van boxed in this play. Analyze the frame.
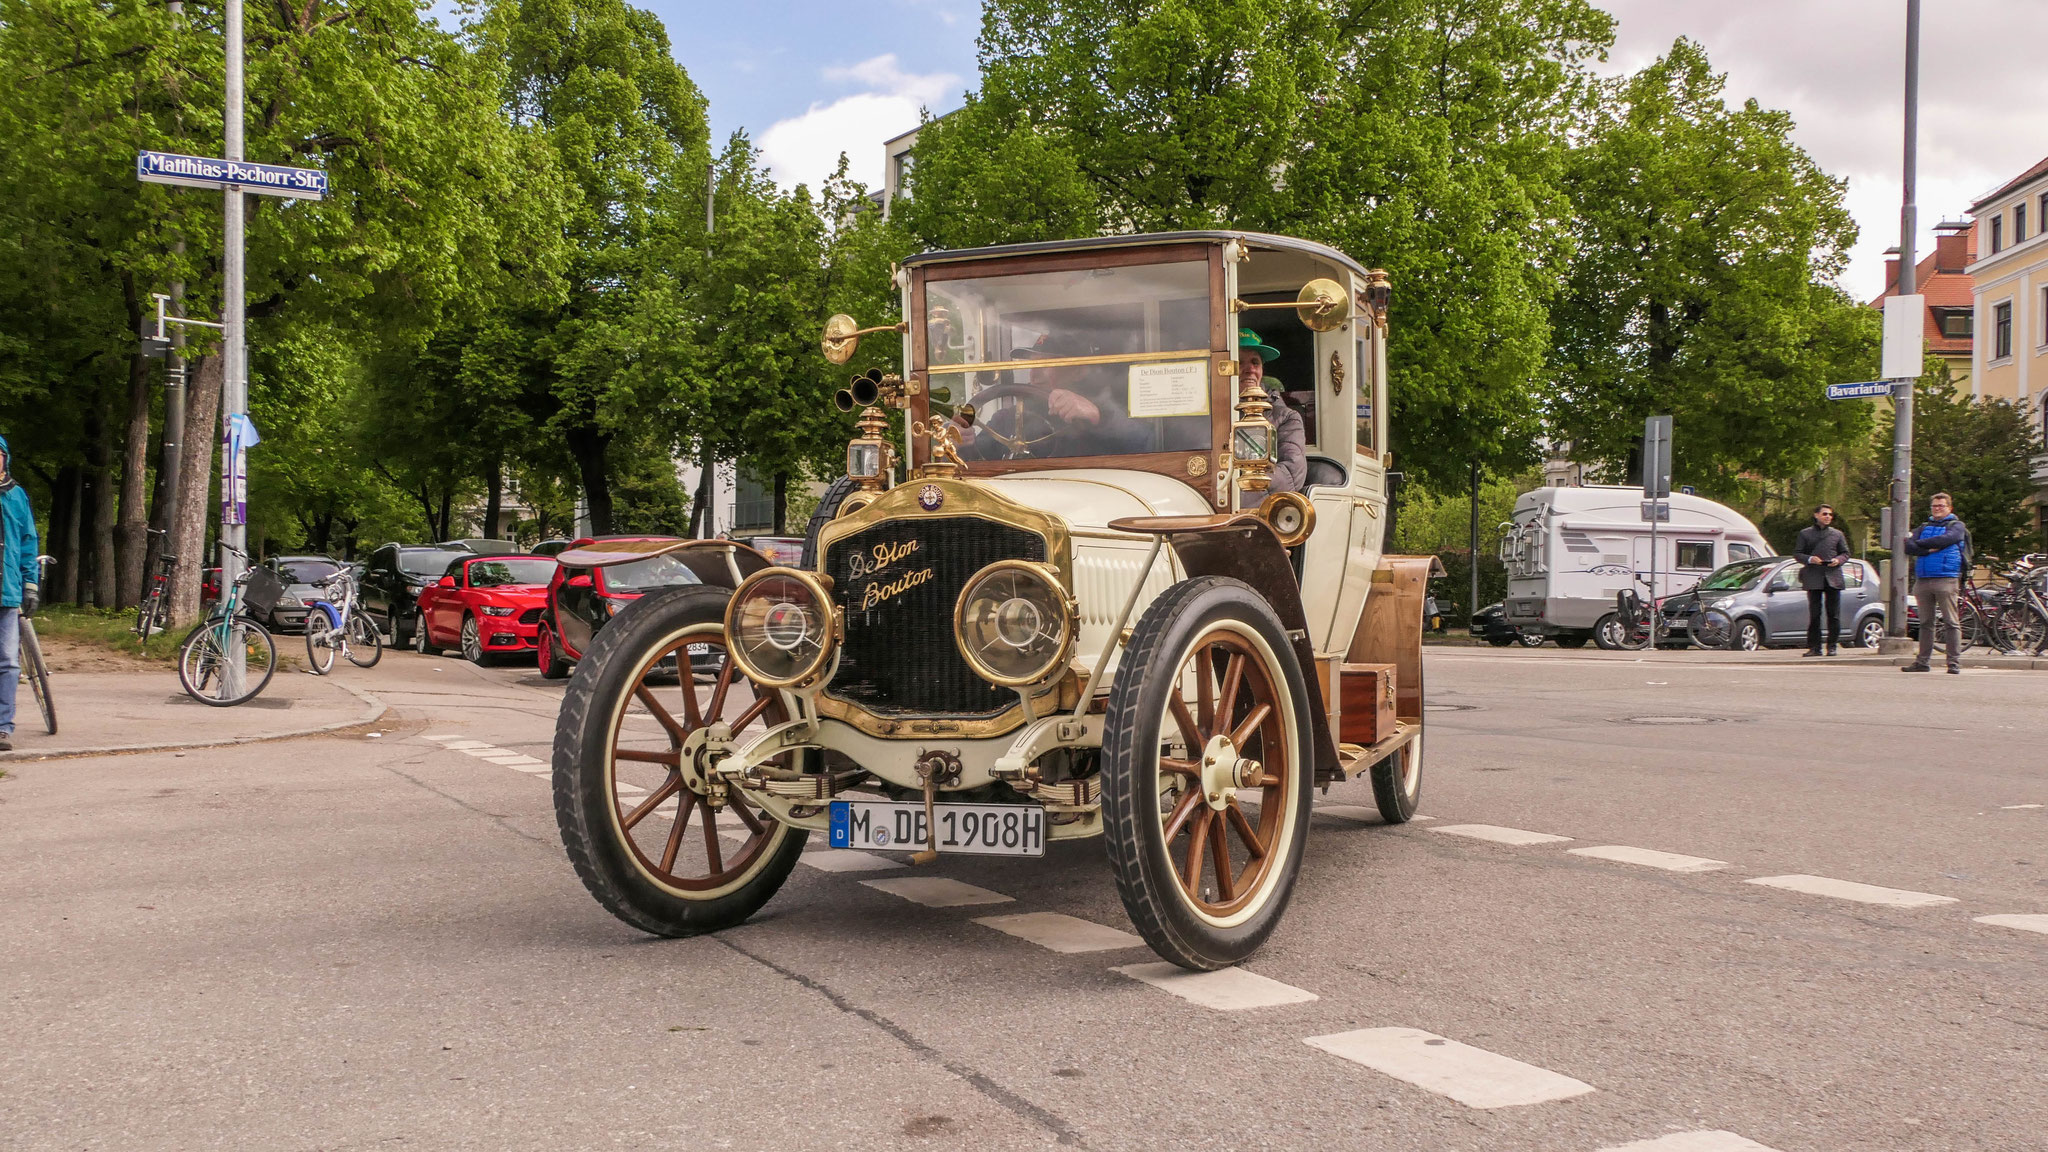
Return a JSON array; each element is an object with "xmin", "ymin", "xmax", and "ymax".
[{"xmin": 1498, "ymin": 486, "xmax": 1773, "ymax": 648}]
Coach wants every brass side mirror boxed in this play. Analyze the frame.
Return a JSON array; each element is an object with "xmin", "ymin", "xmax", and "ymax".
[
  {"xmin": 820, "ymin": 314, "xmax": 908, "ymax": 365},
  {"xmin": 1228, "ymin": 277, "xmax": 1351, "ymax": 333}
]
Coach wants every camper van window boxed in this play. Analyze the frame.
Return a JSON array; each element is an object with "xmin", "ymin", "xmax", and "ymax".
[
  {"xmin": 1696, "ymin": 558, "xmax": 1772, "ymax": 592},
  {"xmin": 1676, "ymin": 541, "xmax": 1715, "ymax": 570},
  {"xmin": 1728, "ymin": 542, "xmax": 1759, "ymax": 562}
]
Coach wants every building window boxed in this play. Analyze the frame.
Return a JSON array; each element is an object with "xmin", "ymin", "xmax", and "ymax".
[
  {"xmin": 1936, "ymin": 309, "xmax": 1972, "ymax": 338},
  {"xmin": 1993, "ymin": 301, "xmax": 2013, "ymax": 360},
  {"xmin": 1990, "ymin": 214, "xmax": 2003, "ymax": 253},
  {"xmin": 2019, "ymin": 202, "xmax": 2030, "ymax": 243},
  {"xmin": 732, "ymin": 471, "xmax": 772, "ymax": 534},
  {"xmin": 2042, "ymin": 285, "xmax": 2048, "ymax": 347}
]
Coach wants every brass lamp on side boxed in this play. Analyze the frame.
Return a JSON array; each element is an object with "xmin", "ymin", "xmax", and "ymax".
[{"xmin": 1231, "ymin": 378, "xmax": 1275, "ymax": 493}]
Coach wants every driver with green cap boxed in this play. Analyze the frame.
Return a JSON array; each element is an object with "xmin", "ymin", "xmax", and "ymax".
[{"xmin": 1238, "ymin": 328, "xmax": 1307, "ymax": 497}]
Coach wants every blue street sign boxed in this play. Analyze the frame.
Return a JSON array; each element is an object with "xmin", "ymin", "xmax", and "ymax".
[
  {"xmin": 1826, "ymin": 380, "xmax": 1894, "ymax": 400},
  {"xmin": 136, "ymin": 150, "xmax": 327, "ymax": 199}
]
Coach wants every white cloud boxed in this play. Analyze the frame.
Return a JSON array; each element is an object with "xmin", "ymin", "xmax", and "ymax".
[
  {"xmin": 1596, "ymin": 1, "xmax": 2048, "ymax": 296},
  {"xmin": 758, "ymin": 54, "xmax": 962, "ymax": 193}
]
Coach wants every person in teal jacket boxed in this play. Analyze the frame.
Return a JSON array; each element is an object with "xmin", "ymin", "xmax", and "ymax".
[{"xmin": 0, "ymin": 434, "xmax": 41, "ymax": 748}]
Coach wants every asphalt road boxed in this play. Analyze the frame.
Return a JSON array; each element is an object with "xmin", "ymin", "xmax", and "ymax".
[{"xmin": 2, "ymin": 646, "xmax": 2042, "ymax": 1151}]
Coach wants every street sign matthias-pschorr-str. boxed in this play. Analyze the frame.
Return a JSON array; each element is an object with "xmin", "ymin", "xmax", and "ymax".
[
  {"xmin": 1826, "ymin": 380, "xmax": 1895, "ymax": 401},
  {"xmin": 136, "ymin": 150, "xmax": 327, "ymax": 200}
]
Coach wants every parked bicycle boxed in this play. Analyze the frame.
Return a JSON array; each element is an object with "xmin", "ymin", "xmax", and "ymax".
[
  {"xmin": 1988, "ymin": 554, "xmax": 2048, "ymax": 655},
  {"xmin": 19, "ymin": 554, "xmax": 55, "ymax": 735},
  {"xmin": 1600, "ymin": 573, "xmax": 1664, "ymax": 651},
  {"xmin": 303, "ymin": 568, "xmax": 381, "ymax": 674},
  {"xmin": 134, "ymin": 528, "xmax": 175, "ymax": 643},
  {"xmin": 176, "ymin": 545, "xmax": 280, "ymax": 706}
]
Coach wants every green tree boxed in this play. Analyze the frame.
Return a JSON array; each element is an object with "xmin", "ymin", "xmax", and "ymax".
[
  {"xmin": 1857, "ymin": 372, "xmax": 2042, "ymax": 560},
  {"xmin": 898, "ymin": 0, "xmax": 1618, "ymax": 485},
  {"xmin": 1547, "ymin": 39, "xmax": 1879, "ymax": 495}
]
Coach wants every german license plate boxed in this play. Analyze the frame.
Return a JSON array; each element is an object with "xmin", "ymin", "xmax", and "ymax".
[{"xmin": 828, "ymin": 800, "xmax": 1046, "ymax": 857}]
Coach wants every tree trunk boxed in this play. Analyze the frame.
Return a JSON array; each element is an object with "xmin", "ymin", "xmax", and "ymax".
[
  {"xmin": 689, "ymin": 451, "xmax": 716, "ymax": 538},
  {"xmin": 566, "ymin": 428, "xmax": 613, "ymax": 535},
  {"xmin": 168, "ymin": 354, "xmax": 224, "ymax": 627},
  {"xmin": 116, "ymin": 289, "xmax": 153, "ymax": 608},
  {"xmin": 437, "ymin": 487, "xmax": 453, "ymax": 541},
  {"xmin": 484, "ymin": 459, "xmax": 503, "ymax": 541},
  {"xmin": 51, "ymin": 466, "xmax": 80, "ymax": 605},
  {"xmin": 87, "ymin": 403, "xmax": 119, "ymax": 608},
  {"xmin": 773, "ymin": 472, "xmax": 787, "ymax": 534}
]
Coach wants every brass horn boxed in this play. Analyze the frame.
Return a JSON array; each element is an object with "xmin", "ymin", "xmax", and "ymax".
[{"xmin": 834, "ymin": 370, "xmax": 884, "ymax": 413}]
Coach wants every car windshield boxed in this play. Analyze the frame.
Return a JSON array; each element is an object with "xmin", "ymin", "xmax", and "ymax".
[
  {"xmin": 603, "ymin": 553, "xmax": 702, "ymax": 593},
  {"xmin": 925, "ymin": 258, "xmax": 1214, "ymax": 462},
  {"xmin": 276, "ymin": 560, "xmax": 339, "ymax": 583},
  {"xmin": 467, "ymin": 558, "xmax": 557, "ymax": 588},
  {"xmin": 400, "ymin": 549, "xmax": 467, "ymax": 578},
  {"xmin": 1695, "ymin": 559, "xmax": 1774, "ymax": 592}
]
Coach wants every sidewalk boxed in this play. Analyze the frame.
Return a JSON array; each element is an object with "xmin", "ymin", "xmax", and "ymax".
[{"xmin": 0, "ymin": 663, "xmax": 386, "ymax": 762}]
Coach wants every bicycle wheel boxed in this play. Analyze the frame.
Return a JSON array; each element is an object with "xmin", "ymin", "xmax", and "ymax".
[
  {"xmin": 179, "ymin": 617, "xmax": 278, "ymax": 706},
  {"xmin": 303, "ymin": 618, "xmax": 338, "ymax": 675},
  {"xmin": 2002, "ymin": 602, "xmax": 2048, "ymax": 656},
  {"xmin": 345, "ymin": 613, "xmax": 382, "ymax": 668},
  {"xmin": 21, "ymin": 619, "xmax": 54, "ymax": 734},
  {"xmin": 1693, "ymin": 607, "xmax": 1733, "ymax": 650},
  {"xmin": 135, "ymin": 594, "xmax": 164, "ymax": 644}
]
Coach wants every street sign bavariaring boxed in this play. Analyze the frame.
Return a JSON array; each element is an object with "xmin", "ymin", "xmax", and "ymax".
[
  {"xmin": 1826, "ymin": 380, "xmax": 1894, "ymax": 400},
  {"xmin": 136, "ymin": 150, "xmax": 327, "ymax": 199}
]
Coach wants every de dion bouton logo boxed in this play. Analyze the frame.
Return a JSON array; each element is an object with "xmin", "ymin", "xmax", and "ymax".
[{"xmin": 918, "ymin": 484, "xmax": 944, "ymax": 511}]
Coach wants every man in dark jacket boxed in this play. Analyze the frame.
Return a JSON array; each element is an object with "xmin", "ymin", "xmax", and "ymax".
[
  {"xmin": 1794, "ymin": 504, "xmax": 1851, "ymax": 656},
  {"xmin": 1901, "ymin": 492, "xmax": 1968, "ymax": 674}
]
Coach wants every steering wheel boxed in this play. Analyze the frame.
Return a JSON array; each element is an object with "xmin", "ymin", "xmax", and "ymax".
[{"xmin": 956, "ymin": 380, "xmax": 1070, "ymax": 460}]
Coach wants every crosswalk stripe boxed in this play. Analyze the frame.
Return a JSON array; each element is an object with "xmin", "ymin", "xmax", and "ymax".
[
  {"xmin": 1303, "ymin": 1027, "xmax": 1595, "ymax": 1109},
  {"xmin": 860, "ymin": 877, "xmax": 1015, "ymax": 908},
  {"xmin": 422, "ymin": 733, "xmax": 465, "ymax": 742},
  {"xmin": 1744, "ymin": 874, "xmax": 1956, "ymax": 908},
  {"xmin": 1112, "ymin": 962, "xmax": 1317, "ymax": 1009},
  {"xmin": 1431, "ymin": 824, "xmax": 1572, "ymax": 846},
  {"xmin": 974, "ymin": 912, "xmax": 1144, "ymax": 954},
  {"xmin": 799, "ymin": 849, "xmax": 905, "ymax": 873},
  {"xmin": 1593, "ymin": 1131, "xmax": 1783, "ymax": 1151},
  {"xmin": 439, "ymin": 740, "xmax": 491, "ymax": 750},
  {"xmin": 1974, "ymin": 913, "xmax": 2048, "ymax": 935},
  {"xmin": 1569, "ymin": 845, "xmax": 1729, "ymax": 873}
]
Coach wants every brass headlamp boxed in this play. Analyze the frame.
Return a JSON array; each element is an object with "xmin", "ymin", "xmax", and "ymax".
[{"xmin": 1232, "ymin": 379, "xmax": 1276, "ymax": 493}]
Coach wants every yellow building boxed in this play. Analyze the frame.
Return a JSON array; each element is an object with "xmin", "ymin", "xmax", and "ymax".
[{"xmin": 1968, "ymin": 154, "xmax": 2048, "ymax": 539}]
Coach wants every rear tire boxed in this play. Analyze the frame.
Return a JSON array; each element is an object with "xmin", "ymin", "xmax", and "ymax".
[
  {"xmin": 1593, "ymin": 613, "xmax": 1625, "ymax": 650},
  {"xmin": 1856, "ymin": 616, "xmax": 1887, "ymax": 649},
  {"xmin": 413, "ymin": 612, "xmax": 439, "ymax": 656},
  {"xmin": 1370, "ymin": 729, "xmax": 1422, "ymax": 824},
  {"xmin": 800, "ymin": 476, "xmax": 861, "ymax": 569},
  {"xmin": 1554, "ymin": 634, "xmax": 1588, "ymax": 649},
  {"xmin": 177, "ymin": 618, "xmax": 277, "ymax": 706}
]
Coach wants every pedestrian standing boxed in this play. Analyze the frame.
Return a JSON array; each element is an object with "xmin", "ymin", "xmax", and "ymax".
[
  {"xmin": 1901, "ymin": 492, "xmax": 1969, "ymax": 674},
  {"xmin": 1794, "ymin": 504, "xmax": 1851, "ymax": 656},
  {"xmin": 0, "ymin": 434, "xmax": 41, "ymax": 750}
]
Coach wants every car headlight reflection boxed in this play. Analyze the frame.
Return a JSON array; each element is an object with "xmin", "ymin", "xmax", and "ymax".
[
  {"xmin": 725, "ymin": 569, "xmax": 836, "ymax": 687},
  {"xmin": 954, "ymin": 561, "xmax": 1073, "ymax": 687}
]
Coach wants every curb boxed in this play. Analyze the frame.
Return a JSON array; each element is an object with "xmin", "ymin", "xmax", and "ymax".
[{"xmin": 0, "ymin": 680, "xmax": 390, "ymax": 763}]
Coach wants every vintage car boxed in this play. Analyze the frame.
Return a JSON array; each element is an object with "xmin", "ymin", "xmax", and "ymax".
[
  {"xmin": 413, "ymin": 553, "xmax": 560, "ymax": 663},
  {"xmin": 551, "ymin": 232, "xmax": 1433, "ymax": 971}
]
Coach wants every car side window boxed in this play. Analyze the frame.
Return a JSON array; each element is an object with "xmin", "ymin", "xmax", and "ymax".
[
  {"xmin": 1769, "ymin": 566, "xmax": 1798, "ymax": 591},
  {"xmin": 1728, "ymin": 543, "xmax": 1757, "ymax": 562},
  {"xmin": 1843, "ymin": 562, "xmax": 1864, "ymax": 588}
]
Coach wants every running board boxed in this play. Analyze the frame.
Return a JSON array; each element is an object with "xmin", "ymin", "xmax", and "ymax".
[{"xmin": 1319, "ymin": 718, "xmax": 1420, "ymax": 785}]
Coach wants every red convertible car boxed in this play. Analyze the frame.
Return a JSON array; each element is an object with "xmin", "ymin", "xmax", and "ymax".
[{"xmin": 414, "ymin": 554, "xmax": 559, "ymax": 664}]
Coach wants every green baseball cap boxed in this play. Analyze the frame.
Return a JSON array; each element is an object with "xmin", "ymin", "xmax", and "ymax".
[{"xmin": 1237, "ymin": 327, "xmax": 1281, "ymax": 362}]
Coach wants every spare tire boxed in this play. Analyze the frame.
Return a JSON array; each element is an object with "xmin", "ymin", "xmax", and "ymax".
[{"xmin": 800, "ymin": 476, "xmax": 861, "ymax": 569}]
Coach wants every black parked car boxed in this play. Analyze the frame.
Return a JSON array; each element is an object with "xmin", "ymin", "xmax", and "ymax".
[
  {"xmin": 1472, "ymin": 601, "xmax": 1544, "ymax": 647},
  {"xmin": 360, "ymin": 543, "xmax": 474, "ymax": 647},
  {"xmin": 261, "ymin": 555, "xmax": 345, "ymax": 633}
]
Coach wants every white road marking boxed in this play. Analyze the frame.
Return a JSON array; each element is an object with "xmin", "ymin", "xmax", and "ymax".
[
  {"xmin": 422, "ymin": 734, "xmax": 465, "ymax": 742},
  {"xmin": 1316, "ymin": 804, "xmax": 1435, "ymax": 823},
  {"xmin": 1595, "ymin": 1131, "xmax": 1783, "ymax": 1151},
  {"xmin": 1112, "ymin": 962, "xmax": 1318, "ymax": 1009},
  {"xmin": 799, "ymin": 849, "xmax": 905, "ymax": 873},
  {"xmin": 1431, "ymin": 824, "xmax": 1572, "ymax": 846},
  {"xmin": 476, "ymin": 753, "xmax": 530, "ymax": 764},
  {"xmin": 1303, "ymin": 1027, "xmax": 1595, "ymax": 1109},
  {"xmin": 1974, "ymin": 914, "xmax": 2048, "ymax": 935},
  {"xmin": 2000, "ymin": 803, "xmax": 2043, "ymax": 810},
  {"xmin": 860, "ymin": 877, "xmax": 1015, "ymax": 908},
  {"xmin": 1569, "ymin": 845, "xmax": 1729, "ymax": 873},
  {"xmin": 1744, "ymin": 875, "xmax": 1957, "ymax": 908},
  {"xmin": 438, "ymin": 740, "xmax": 491, "ymax": 750},
  {"xmin": 974, "ymin": 912, "xmax": 1144, "ymax": 953}
]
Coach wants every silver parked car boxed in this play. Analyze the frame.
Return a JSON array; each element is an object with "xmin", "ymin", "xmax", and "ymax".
[{"xmin": 1661, "ymin": 555, "xmax": 1887, "ymax": 651}]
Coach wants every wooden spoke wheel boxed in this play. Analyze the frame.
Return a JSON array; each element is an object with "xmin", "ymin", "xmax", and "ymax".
[
  {"xmin": 1103, "ymin": 576, "xmax": 1313, "ymax": 971},
  {"xmin": 554, "ymin": 586, "xmax": 806, "ymax": 936}
]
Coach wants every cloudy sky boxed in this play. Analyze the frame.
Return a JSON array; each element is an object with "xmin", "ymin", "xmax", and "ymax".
[{"xmin": 656, "ymin": 1, "xmax": 2048, "ymax": 296}]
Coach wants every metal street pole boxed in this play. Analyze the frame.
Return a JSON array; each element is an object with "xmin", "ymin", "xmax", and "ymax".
[
  {"xmin": 1887, "ymin": 0, "xmax": 1920, "ymax": 637},
  {"xmin": 222, "ymin": 0, "xmax": 247, "ymax": 685},
  {"xmin": 1467, "ymin": 460, "xmax": 1480, "ymax": 630}
]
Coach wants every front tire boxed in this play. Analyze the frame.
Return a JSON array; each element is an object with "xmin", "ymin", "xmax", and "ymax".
[
  {"xmin": 22, "ymin": 621, "xmax": 54, "ymax": 734},
  {"xmin": 1554, "ymin": 634, "xmax": 1588, "ymax": 649},
  {"xmin": 537, "ymin": 623, "xmax": 572, "ymax": 679},
  {"xmin": 1101, "ymin": 577, "xmax": 1313, "ymax": 971},
  {"xmin": 1732, "ymin": 618, "xmax": 1764, "ymax": 651},
  {"xmin": 461, "ymin": 615, "xmax": 489, "ymax": 665},
  {"xmin": 177, "ymin": 618, "xmax": 278, "ymax": 706},
  {"xmin": 304, "ymin": 617, "xmax": 338, "ymax": 675},
  {"xmin": 346, "ymin": 614, "xmax": 383, "ymax": 667},
  {"xmin": 554, "ymin": 585, "xmax": 806, "ymax": 937}
]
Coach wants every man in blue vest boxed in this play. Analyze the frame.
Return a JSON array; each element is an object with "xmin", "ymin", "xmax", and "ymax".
[
  {"xmin": 0, "ymin": 434, "xmax": 41, "ymax": 748},
  {"xmin": 1901, "ymin": 491, "xmax": 1968, "ymax": 674}
]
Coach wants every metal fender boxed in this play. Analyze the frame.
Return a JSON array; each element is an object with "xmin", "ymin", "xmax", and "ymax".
[
  {"xmin": 308, "ymin": 601, "xmax": 342, "ymax": 632},
  {"xmin": 1346, "ymin": 554, "xmax": 1442, "ymax": 722}
]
